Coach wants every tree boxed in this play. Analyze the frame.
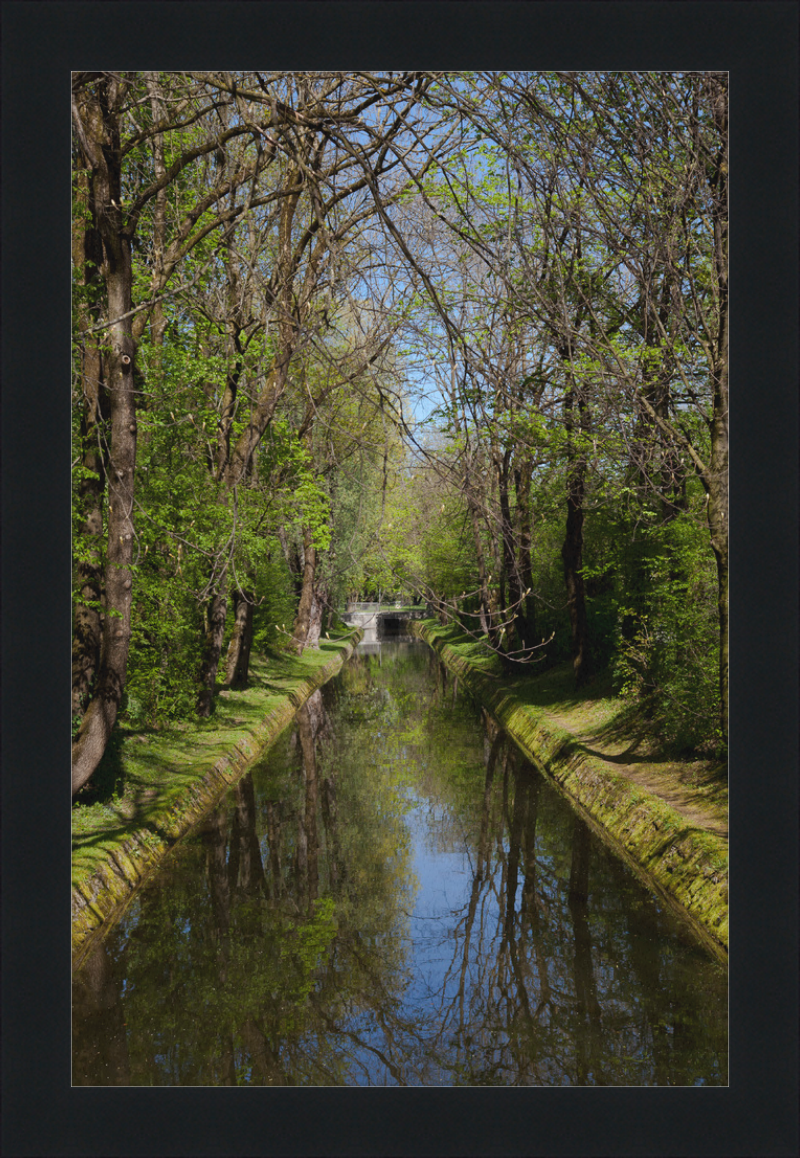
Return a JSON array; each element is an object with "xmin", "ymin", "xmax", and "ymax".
[
  {"xmin": 528, "ymin": 71, "xmax": 729, "ymax": 737},
  {"xmin": 414, "ymin": 71, "xmax": 728, "ymax": 733},
  {"xmin": 71, "ymin": 74, "xmax": 139, "ymax": 794},
  {"xmin": 71, "ymin": 71, "xmax": 730, "ymax": 791},
  {"xmin": 190, "ymin": 72, "xmax": 440, "ymax": 700},
  {"xmin": 72, "ymin": 70, "xmax": 298, "ymax": 789}
]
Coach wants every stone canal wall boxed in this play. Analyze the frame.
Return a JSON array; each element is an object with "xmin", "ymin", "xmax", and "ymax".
[
  {"xmin": 72, "ymin": 634, "xmax": 361, "ymax": 968},
  {"xmin": 416, "ymin": 622, "xmax": 728, "ymax": 962}
]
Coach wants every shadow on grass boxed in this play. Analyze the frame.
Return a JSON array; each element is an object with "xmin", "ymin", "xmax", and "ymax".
[
  {"xmin": 581, "ymin": 743, "xmax": 654, "ymax": 765},
  {"xmin": 72, "ymin": 784, "xmax": 177, "ymax": 858},
  {"xmin": 73, "ymin": 724, "xmax": 157, "ymax": 809},
  {"xmin": 258, "ymin": 679, "xmax": 295, "ymax": 694},
  {"xmin": 73, "ymin": 638, "xmax": 357, "ymax": 814},
  {"xmin": 508, "ymin": 663, "xmax": 618, "ymax": 711},
  {"xmin": 586, "ymin": 700, "xmax": 654, "ymax": 747},
  {"xmin": 73, "ymin": 717, "xmax": 223, "ymax": 811}
]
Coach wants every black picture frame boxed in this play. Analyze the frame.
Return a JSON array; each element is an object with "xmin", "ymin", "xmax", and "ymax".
[{"xmin": 2, "ymin": 3, "xmax": 797, "ymax": 1155}]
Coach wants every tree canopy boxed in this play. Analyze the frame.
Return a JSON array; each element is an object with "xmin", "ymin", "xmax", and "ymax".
[{"xmin": 72, "ymin": 71, "xmax": 728, "ymax": 796}]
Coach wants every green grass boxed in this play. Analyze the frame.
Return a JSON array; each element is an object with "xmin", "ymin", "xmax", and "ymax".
[
  {"xmin": 72, "ymin": 635, "xmax": 358, "ymax": 894},
  {"xmin": 417, "ymin": 619, "xmax": 727, "ymax": 826}
]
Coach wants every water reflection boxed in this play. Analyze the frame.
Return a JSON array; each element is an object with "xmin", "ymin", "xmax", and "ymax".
[{"xmin": 73, "ymin": 642, "xmax": 727, "ymax": 1085}]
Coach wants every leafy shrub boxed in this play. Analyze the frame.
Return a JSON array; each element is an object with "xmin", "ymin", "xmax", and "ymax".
[{"xmin": 610, "ymin": 511, "xmax": 721, "ymax": 752}]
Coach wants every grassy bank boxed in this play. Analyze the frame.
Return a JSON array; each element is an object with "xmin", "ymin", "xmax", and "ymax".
[
  {"xmin": 72, "ymin": 633, "xmax": 360, "ymax": 966},
  {"xmin": 415, "ymin": 620, "xmax": 728, "ymax": 961}
]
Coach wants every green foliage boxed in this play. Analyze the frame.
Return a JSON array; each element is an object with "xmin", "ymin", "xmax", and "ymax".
[
  {"xmin": 608, "ymin": 506, "xmax": 721, "ymax": 752},
  {"xmin": 71, "ymin": 70, "xmax": 726, "ymax": 757},
  {"xmin": 124, "ymin": 572, "xmax": 205, "ymax": 726},
  {"xmin": 261, "ymin": 420, "xmax": 332, "ymax": 552}
]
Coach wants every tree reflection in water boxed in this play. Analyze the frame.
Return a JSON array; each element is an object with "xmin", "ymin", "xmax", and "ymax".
[{"xmin": 72, "ymin": 642, "xmax": 727, "ymax": 1086}]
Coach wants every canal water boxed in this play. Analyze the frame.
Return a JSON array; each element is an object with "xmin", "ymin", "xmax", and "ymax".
[{"xmin": 72, "ymin": 641, "xmax": 728, "ymax": 1086}]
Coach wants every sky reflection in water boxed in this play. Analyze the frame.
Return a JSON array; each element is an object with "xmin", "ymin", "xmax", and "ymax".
[{"xmin": 73, "ymin": 641, "xmax": 727, "ymax": 1086}]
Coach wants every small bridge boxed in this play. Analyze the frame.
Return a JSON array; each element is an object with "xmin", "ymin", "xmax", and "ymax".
[{"xmin": 341, "ymin": 602, "xmax": 425, "ymax": 651}]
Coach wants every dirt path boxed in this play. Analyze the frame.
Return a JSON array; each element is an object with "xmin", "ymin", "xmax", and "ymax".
[{"xmin": 544, "ymin": 709, "xmax": 728, "ymax": 840}]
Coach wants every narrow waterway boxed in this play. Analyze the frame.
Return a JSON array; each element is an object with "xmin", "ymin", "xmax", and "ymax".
[{"xmin": 73, "ymin": 640, "xmax": 727, "ymax": 1086}]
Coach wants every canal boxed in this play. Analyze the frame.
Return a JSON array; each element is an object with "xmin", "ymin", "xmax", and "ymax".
[{"xmin": 72, "ymin": 640, "xmax": 728, "ymax": 1086}]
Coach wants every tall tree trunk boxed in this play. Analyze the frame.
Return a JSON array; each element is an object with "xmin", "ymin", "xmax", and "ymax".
[
  {"xmin": 144, "ymin": 73, "xmax": 168, "ymax": 370},
  {"xmin": 497, "ymin": 448, "xmax": 524, "ymax": 654},
  {"xmin": 71, "ymin": 139, "xmax": 107, "ymax": 719},
  {"xmin": 514, "ymin": 451, "xmax": 537, "ymax": 648},
  {"xmin": 221, "ymin": 164, "xmax": 304, "ymax": 492},
  {"xmin": 291, "ymin": 527, "xmax": 317, "ymax": 654},
  {"xmin": 214, "ymin": 218, "xmax": 246, "ymax": 481},
  {"xmin": 451, "ymin": 361, "xmax": 494, "ymax": 640},
  {"xmin": 196, "ymin": 164, "xmax": 306, "ymax": 710},
  {"xmin": 561, "ymin": 377, "xmax": 592, "ymax": 687},
  {"xmin": 197, "ymin": 166, "xmax": 308, "ymax": 699},
  {"xmin": 197, "ymin": 570, "xmax": 229, "ymax": 717},
  {"xmin": 198, "ymin": 219, "xmax": 249, "ymax": 710},
  {"xmin": 465, "ymin": 486, "xmax": 493, "ymax": 637},
  {"xmin": 224, "ymin": 589, "xmax": 255, "ymax": 689},
  {"xmin": 72, "ymin": 76, "xmax": 138, "ymax": 796},
  {"xmin": 305, "ymin": 575, "xmax": 328, "ymax": 650},
  {"xmin": 707, "ymin": 72, "xmax": 729, "ymax": 747}
]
